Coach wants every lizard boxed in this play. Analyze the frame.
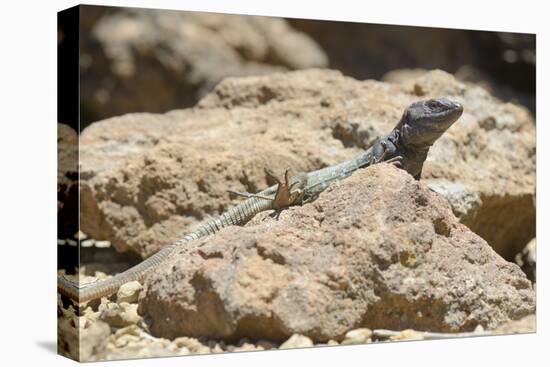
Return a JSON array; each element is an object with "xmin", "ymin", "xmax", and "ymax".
[
  {"xmin": 57, "ymin": 97, "xmax": 463, "ymax": 303},
  {"xmin": 221, "ymin": 97, "xmax": 463, "ymax": 204}
]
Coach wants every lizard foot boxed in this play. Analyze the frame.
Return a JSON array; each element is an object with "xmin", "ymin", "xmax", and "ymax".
[
  {"xmin": 266, "ymin": 167, "xmax": 306, "ymax": 209},
  {"xmin": 226, "ymin": 168, "xmax": 287, "ymax": 200},
  {"xmin": 228, "ymin": 167, "xmax": 306, "ymax": 210}
]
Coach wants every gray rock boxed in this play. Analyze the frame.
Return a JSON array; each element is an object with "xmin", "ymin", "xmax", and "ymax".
[{"xmin": 427, "ymin": 180, "xmax": 481, "ymax": 223}]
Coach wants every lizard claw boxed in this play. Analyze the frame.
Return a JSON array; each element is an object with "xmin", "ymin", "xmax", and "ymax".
[
  {"xmin": 227, "ymin": 189, "xmax": 252, "ymax": 198},
  {"xmin": 264, "ymin": 167, "xmax": 281, "ymax": 185},
  {"xmin": 386, "ymin": 155, "xmax": 403, "ymax": 168},
  {"xmin": 374, "ymin": 141, "xmax": 390, "ymax": 164},
  {"xmin": 284, "ymin": 167, "xmax": 292, "ymax": 188}
]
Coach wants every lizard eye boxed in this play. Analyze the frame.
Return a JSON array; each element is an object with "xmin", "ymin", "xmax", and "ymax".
[{"xmin": 427, "ymin": 100, "xmax": 441, "ymax": 109}]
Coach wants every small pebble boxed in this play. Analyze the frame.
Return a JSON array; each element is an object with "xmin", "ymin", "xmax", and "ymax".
[
  {"xmin": 95, "ymin": 240, "xmax": 111, "ymax": 248},
  {"xmin": 67, "ymin": 239, "xmax": 77, "ymax": 247},
  {"xmin": 342, "ymin": 328, "xmax": 372, "ymax": 345},
  {"xmin": 57, "ymin": 239, "xmax": 66, "ymax": 246},
  {"xmin": 173, "ymin": 337, "xmax": 210, "ymax": 354},
  {"xmin": 225, "ymin": 344, "xmax": 236, "ymax": 352},
  {"xmin": 77, "ymin": 316, "xmax": 88, "ymax": 329},
  {"xmin": 474, "ymin": 325, "xmax": 485, "ymax": 334},
  {"xmin": 390, "ymin": 329, "xmax": 423, "ymax": 341},
  {"xmin": 117, "ymin": 281, "xmax": 143, "ymax": 304},
  {"xmin": 99, "ymin": 302, "xmax": 142, "ymax": 327},
  {"xmin": 177, "ymin": 346, "xmax": 191, "ymax": 355},
  {"xmin": 81, "ymin": 239, "xmax": 95, "ymax": 247},
  {"xmin": 207, "ymin": 340, "xmax": 226, "ymax": 350},
  {"xmin": 210, "ymin": 343, "xmax": 225, "ymax": 353},
  {"xmin": 113, "ymin": 333, "xmax": 140, "ymax": 348},
  {"xmin": 257, "ymin": 339, "xmax": 277, "ymax": 350},
  {"xmin": 75, "ymin": 230, "xmax": 87, "ymax": 240},
  {"xmin": 235, "ymin": 342, "xmax": 260, "ymax": 352},
  {"xmin": 237, "ymin": 338, "xmax": 250, "ymax": 346},
  {"xmin": 114, "ymin": 324, "xmax": 141, "ymax": 338},
  {"xmin": 279, "ymin": 334, "xmax": 313, "ymax": 349}
]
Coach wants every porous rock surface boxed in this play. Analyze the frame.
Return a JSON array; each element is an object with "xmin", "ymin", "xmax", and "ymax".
[
  {"xmin": 138, "ymin": 164, "xmax": 534, "ymax": 342},
  {"xmin": 79, "ymin": 69, "xmax": 535, "ymax": 260}
]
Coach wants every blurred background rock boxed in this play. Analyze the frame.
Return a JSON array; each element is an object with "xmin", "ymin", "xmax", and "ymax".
[
  {"xmin": 69, "ymin": 5, "xmax": 535, "ymax": 129},
  {"xmin": 77, "ymin": 6, "xmax": 328, "ymax": 128}
]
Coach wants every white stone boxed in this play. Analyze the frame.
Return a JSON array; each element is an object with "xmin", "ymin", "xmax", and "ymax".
[
  {"xmin": 117, "ymin": 281, "xmax": 143, "ymax": 303},
  {"xmin": 81, "ymin": 239, "xmax": 95, "ymax": 247},
  {"xmin": 342, "ymin": 328, "xmax": 372, "ymax": 345},
  {"xmin": 95, "ymin": 240, "xmax": 111, "ymax": 248},
  {"xmin": 279, "ymin": 334, "xmax": 313, "ymax": 349}
]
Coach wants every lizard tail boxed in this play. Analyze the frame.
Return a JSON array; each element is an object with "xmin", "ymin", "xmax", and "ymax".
[{"xmin": 57, "ymin": 242, "xmax": 180, "ymax": 303}]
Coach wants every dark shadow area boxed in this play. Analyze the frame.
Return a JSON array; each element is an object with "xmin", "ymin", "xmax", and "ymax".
[{"xmin": 288, "ymin": 19, "xmax": 535, "ymax": 114}]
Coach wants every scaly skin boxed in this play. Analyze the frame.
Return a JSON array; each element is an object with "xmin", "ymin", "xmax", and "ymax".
[
  {"xmin": 58, "ymin": 97, "xmax": 463, "ymax": 303},
  {"xmin": 373, "ymin": 97, "xmax": 463, "ymax": 180}
]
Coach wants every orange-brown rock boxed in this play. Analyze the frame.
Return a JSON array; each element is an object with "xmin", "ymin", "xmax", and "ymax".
[{"xmin": 138, "ymin": 164, "xmax": 534, "ymax": 342}]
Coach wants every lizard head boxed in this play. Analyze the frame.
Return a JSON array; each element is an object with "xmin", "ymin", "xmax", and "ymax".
[{"xmin": 398, "ymin": 97, "xmax": 463, "ymax": 150}]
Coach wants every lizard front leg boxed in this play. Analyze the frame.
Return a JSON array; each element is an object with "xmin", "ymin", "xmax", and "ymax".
[
  {"xmin": 228, "ymin": 167, "xmax": 307, "ymax": 210},
  {"xmin": 371, "ymin": 139, "xmax": 403, "ymax": 168}
]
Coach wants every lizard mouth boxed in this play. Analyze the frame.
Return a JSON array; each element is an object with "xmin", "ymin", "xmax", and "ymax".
[
  {"xmin": 423, "ymin": 98, "xmax": 463, "ymax": 125},
  {"xmin": 414, "ymin": 98, "xmax": 463, "ymax": 131}
]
